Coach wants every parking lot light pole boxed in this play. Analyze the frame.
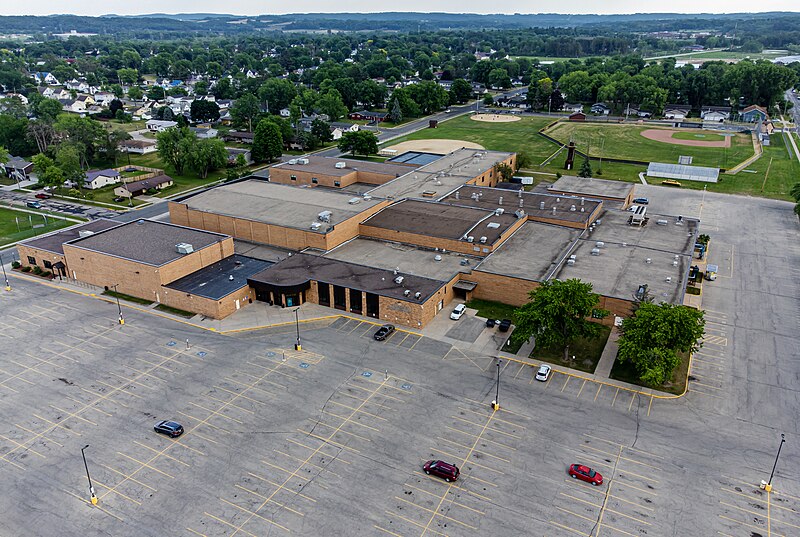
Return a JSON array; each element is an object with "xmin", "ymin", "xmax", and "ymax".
[
  {"xmin": 110, "ymin": 283, "xmax": 124, "ymax": 325},
  {"xmin": 293, "ymin": 307, "xmax": 301, "ymax": 351},
  {"xmin": 81, "ymin": 445, "xmax": 98, "ymax": 505},
  {"xmin": 765, "ymin": 433, "xmax": 786, "ymax": 492},
  {"xmin": 492, "ymin": 360, "xmax": 501, "ymax": 411},
  {"xmin": 1, "ymin": 253, "xmax": 10, "ymax": 291}
]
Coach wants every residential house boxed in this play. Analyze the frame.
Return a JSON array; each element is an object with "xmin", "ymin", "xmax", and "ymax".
[
  {"xmin": 279, "ymin": 108, "xmax": 291, "ymax": 118},
  {"xmin": 568, "ymin": 111, "xmax": 587, "ymax": 122},
  {"xmin": 663, "ymin": 104, "xmax": 690, "ymax": 120},
  {"xmin": 120, "ymin": 139, "xmax": 157, "ymax": 154},
  {"xmin": 33, "ymin": 72, "xmax": 59, "ymax": 85},
  {"xmin": 146, "ymin": 119, "xmax": 178, "ymax": 132},
  {"xmin": 562, "ymin": 103, "xmax": 584, "ymax": 113},
  {"xmin": 1, "ymin": 156, "xmax": 34, "ymax": 182},
  {"xmin": 700, "ymin": 105, "xmax": 731, "ymax": 122},
  {"xmin": 39, "ymin": 86, "xmax": 71, "ymax": 100},
  {"xmin": 84, "ymin": 169, "xmax": 121, "ymax": 190},
  {"xmin": 113, "ymin": 175, "xmax": 173, "ymax": 198},
  {"xmin": 348, "ymin": 110, "xmax": 387, "ymax": 122},
  {"xmin": 224, "ymin": 131, "xmax": 254, "ymax": 144},
  {"xmin": 65, "ymin": 78, "xmax": 92, "ymax": 93},
  {"xmin": 225, "ymin": 147, "xmax": 253, "ymax": 165},
  {"xmin": 740, "ymin": 105, "xmax": 769, "ymax": 122},
  {"xmin": 625, "ymin": 104, "xmax": 652, "ymax": 118},
  {"xmin": 93, "ymin": 92, "xmax": 116, "ymax": 107},
  {"xmin": 329, "ymin": 122, "xmax": 359, "ymax": 140},
  {"xmin": 190, "ymin": 127, "xmax": 218, "ymax": 139},
  {"xmin": 0, "ymin": 93, "xmax": 28, "ymax": 105},
  {"xmin": 590, "ymin": 103, "xmax": 611, "ymax": 115},
  {"xmin": 74, "ymin": 94, "xmax": 95, "ymax": 109}
]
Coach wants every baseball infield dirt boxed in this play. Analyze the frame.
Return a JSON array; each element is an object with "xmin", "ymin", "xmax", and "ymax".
[
  {"xmin": 640, "ymin": 129, "xmax": 731, "ymax": 147},
  {"xmin": 383, "ymin": 139, "xmax": 485, "ymax": 154}
]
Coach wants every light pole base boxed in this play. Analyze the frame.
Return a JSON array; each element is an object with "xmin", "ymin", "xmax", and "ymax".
[
  {"xmin": 90, "ymin": 494, "xmax": 98, "ymax": 505},
  {"xmin": 761, "ymin": 480, "xmax": 773, "ymax": 492},
  {"xmin": 4, "ymin": 286, "xmax": 10, "ymax": 292},
  {"xmin": 118, "ymin": 316, "xmax": 125, "ymax": 325},
  {"xmin": 294, "ymin": 343, "xmax": 302, "ymax": 351},
  {"xmin": 491, "ymin": 400, "xmax": 499, "ymax": 411}
]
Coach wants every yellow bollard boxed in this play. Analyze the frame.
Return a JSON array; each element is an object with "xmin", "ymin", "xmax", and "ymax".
[{"xmin": 90, "ymin": 494, "xmax": 98, "ymax": 505}]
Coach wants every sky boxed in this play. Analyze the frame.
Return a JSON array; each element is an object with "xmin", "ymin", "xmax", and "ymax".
[{"xmin": 3, "ymin": 2, "xmax": 799, "ymax": 17}]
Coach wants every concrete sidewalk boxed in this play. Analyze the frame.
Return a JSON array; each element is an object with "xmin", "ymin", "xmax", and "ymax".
[{"xmin": 593, "ymin": 326, "xmax": 621, "ymax": 378}]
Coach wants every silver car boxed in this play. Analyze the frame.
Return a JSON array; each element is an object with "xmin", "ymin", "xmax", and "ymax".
[{"xmin": 535, "ymin": 364, "xmax": 551, "ymax": 382}]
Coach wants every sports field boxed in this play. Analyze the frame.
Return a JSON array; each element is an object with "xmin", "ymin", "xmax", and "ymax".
[
  {"xmin": 0, "ymin": 208, "xmax": 76, "ymax": 247},
  {"xmin": 543, "ymin": 122, "xmax": 754, "ymax": 169}
]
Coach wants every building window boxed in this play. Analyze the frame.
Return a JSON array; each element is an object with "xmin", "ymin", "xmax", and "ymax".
[
  {"xmin": 27, "ymin": 256, "xmax": 36, "ymax": 265},
  {"xmin": 312, "ymin": 177, "xmax": 318, "ymax": 184},
  {"xmin": 44, "ymin": 260, "xmax": 53, "ymax": 269},
  {"xmin": 290, "ymin": 175, "xmax": 297, "ymax": 181},
  {"xmin": 334, "ymin": 181, "xmax": 341, "ymax": 187}
]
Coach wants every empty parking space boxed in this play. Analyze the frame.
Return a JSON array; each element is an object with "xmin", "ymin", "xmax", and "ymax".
[{"xmin": 716, "ymin": 474, "xmax": 800, "ymax": 537}]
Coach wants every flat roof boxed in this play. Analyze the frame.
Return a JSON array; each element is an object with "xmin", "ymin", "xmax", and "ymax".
[
  {"xmin": 165, "ymin": 255, "xmax": 272, "ymax": 300},
  {"xmin": 362, "ymin": 199, "xmax": 520, "ymax": 244},
  {"xmin": 66, "ymin": 219, "xmax": 229, "ymax": 266},
  {"xmin": 272, "ymin": 156, "xmax": 413, "ymax": 179},
  {"xmin": 550, "ymin": 209, "xmax": 698, "ymax": 303},
  {"xmin": 322, "ymin": 238, "xmax": 470, "ymax": 281},
  {"xmin": 548, "ymin": 176, "xmax": 635, "ymax": 200},
  {"xmin": 475, "ymin": 222, "xmax": 582, "ymax": 281},
  {"xmin": 366, "ymin": 148, "xmax": 514, "ymax": 200},
  {"xmin": 180, "ymin": 180, "xmax": 385, "ymax": 233},
  {"xmin": 20, "ymin": 218, "xmax": 121, "ymax": 255},
  {"xmin": 249, "ymin": 253, "xmax": 445, "ymax": 303},
  {"xmin": 442, "ymin": 185, "xmax": 602, "ymax": 226},
  {"xmin": 387, "ymin": 151, "xmax": 443, "ymax": 166}
]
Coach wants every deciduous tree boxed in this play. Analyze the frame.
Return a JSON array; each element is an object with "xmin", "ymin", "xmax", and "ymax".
[
  {"xmin": 337, "ymin": 130, "xmax": 378, "ymax": 157},
  {"xmin": 252, "ymin": 119, "xmax": 283, "ymax": 163},
  {"xmin": 189, "ymin": 138, "xmax": 228, "ymax": 179},
  {"xmin": 156, "ymin": 127, "xmax": 195, "ymax": 174}
]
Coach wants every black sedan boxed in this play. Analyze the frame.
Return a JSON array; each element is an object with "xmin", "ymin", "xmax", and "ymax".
[
  {"xmin": 373, "ymin": 324, "xmax": 395, "ymax": 341},
  {"xmin": 154, "ymin": 420, "xmax": 184, "ymax": 438}
]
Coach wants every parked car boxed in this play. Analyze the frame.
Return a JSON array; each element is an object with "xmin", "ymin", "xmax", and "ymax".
[
  {"xmin": 705, "ymin": 264, "xmax": 719, "ymax": 281},
  {"xmin": 632, "ymin": 197, "xmax": 649, "ymax": 205},
  {"xmin": 423, "ymin": 460, "xmax": 460, "ymax": 482},
  {"xmin": 498, "ymin": 319, "xmax": 512, "ymax": 332},
  {"xmin": 26, "ymin": 201, "xmax": 41, "ymax": 209},
  {"xmin": 373, "ymin": 324, "xmax": 395, "ymax": 341},
  {"xmin": 535, "ymin": 364, "xmax": 551, "ymax": 382},
  {"xmin": 154, "ymin": 420, "xmax": 184, "ymax": 438},
  {"xmin": 568, "ymin": 464, "xmax": 603, "ymax": 486},
  {"xmin": 450, "ymin": 304, "xmax": 466, "ymax": 320},
  {"xmin": 35, "ymin": 193, "xmax": 52, "ymax": 199}
]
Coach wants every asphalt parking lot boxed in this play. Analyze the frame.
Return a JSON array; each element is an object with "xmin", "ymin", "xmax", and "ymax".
[{"xmin": 1, "ymin": 184, "xmax": 798, "ymax": 536}]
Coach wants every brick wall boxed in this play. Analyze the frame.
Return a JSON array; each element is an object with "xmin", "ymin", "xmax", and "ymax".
[
  {"xmin": 16, "ymin": 245, "xmax": 65, "ymax": 272},
  {"xmin": 159, "ymin": 284, "xmax": 256, "ymax": 319}
]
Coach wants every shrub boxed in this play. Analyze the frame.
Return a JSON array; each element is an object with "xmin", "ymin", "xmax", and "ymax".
[
  {"xmin": 21, "ymin": 266, "xmax": 31, "ymax": 272},
  {"xmin": 32, "ymin": 266, "xmax": 43, "ymax": 275},
  {"xmin": 42, "ymin": 270, "xmax": 52, "ymax": 278},
  {"xmin": 11, "ymin": 261, "xmax": 20, "ymax": 269}
]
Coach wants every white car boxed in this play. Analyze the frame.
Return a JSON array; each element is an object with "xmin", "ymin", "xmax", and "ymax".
[
  {"xmin": 450, "ymin": 304, "xmax": 466, "ymax": 320},
  {"xmin": 535, "ymin": 364, "xmax": 551, "ymax": 382}
]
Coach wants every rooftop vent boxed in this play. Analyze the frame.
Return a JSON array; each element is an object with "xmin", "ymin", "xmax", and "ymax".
[
  {"xmin": 318, "ymin": 210, "xmax": 332, "ymax": 222},
  {"xmin": 78, "ymin": 230, "xmax": 95, "ymax": 238},
  {"xmin": 539, "ymin": 201, "xmax": 546, "ymax": 210},
  {"xmin": 494, "ymin": 208, "xmax": 504, "ymax": 216},
  {"xmin": 288, "ymin": 159, "xmax": 298, "ymax": 165},
  {"xmin": 394, "ymin": 276, "xmax": 404, "ymax": 285},
  {"xmin": 414, "ymin": 292, "xmax": 422, "ymax": 299},
  {"xmin": 487, "ymin": 222, "xmax": 501, "ymax": 229},
  {"xmin": 455, "ymin": 191, "xmax": 460, "ymax": 200},
  {"xmin": 567, "ymin": 258, "xmax": 576, "ymax": 266},
  {"xmin": 595, "ymin": 241, "xmax": 604, "ymax": 248},
  {"xmin": 136, "ymin": 219, "xmax": 145, "ymax": 225},
  {"xmin": 348, "ymin": 197, "xmax": 361, "ymax": 205},
  {"xmin": 479, "ymin": 236, "xmax": 487, "ymax": 244},
  {"xmin": 498, "ymin": 196, "xmax": 503, "ymax": 205},
  {"xmin": 334, "ymin": 161, "xmax": 347, "ymax": 169},
  {"xmin": 175, "ymin": 242, "xmax": 194, "ymax": 254},
  {"xmin": 297, "ymin": 158, "xmax": 309, "ymax": 165},
  {"xmin": 570, "ymin": 205, "xmax": 576, "ymax": 212},
  {"xmin": 467, "ymin": 236, "xmax": 474, "ymax": 243},
  {"xmin": 434, "ymin": 254, "xmax": 442, "ymax": 261},
  {"xmin": 363, "ymin": 194, "xmax": 372, "ymax": 200},
  {"xmin": 403, "ymin": 289, "xmax": 411, "ymax": 296},
  {"xmin": 310, "ymin": 222, "xmax": 323, "ymax": 231},
  {"xmin": 656, "ymin": 219, "xmax": 668, "ymax": 225},
  {"xmin": 591, "ymin": 248, "xmax": 600, "ymax": 256}
]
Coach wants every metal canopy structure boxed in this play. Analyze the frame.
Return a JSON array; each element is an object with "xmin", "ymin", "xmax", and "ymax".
[{"xmin": 647, "ymin": 162, "xmax": 720, "ymax": 183}]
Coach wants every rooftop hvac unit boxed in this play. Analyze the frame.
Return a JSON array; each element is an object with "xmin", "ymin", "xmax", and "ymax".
[
  {"xmin": 175, "ymin": 243, "xmax": 194, "ymax": 254},
  {"xmin": 570, "ymin": 205, "xmax": 576, "ymax": 212},
  {"xmin": 334, "ymin": 161, "xmax": 347, "ymax": 169},
  {"xmin": 394, "ymin": 276, "xmax": 404, "ymax": 285},
  {"xmin": 297, "ymin": 158, "xmax": 309, "ymax": 165},
  {"xmin": 552, "ymin": 207, "xmax": 557, "ymax": 215},
  {"xmin": 454, "ymin": 191, "xmax": 460, "ymax": 200},
  {"xmin": 645, "ymin": 258, "xmax": 652, "ymax": 264},
  {"xmin": 310, "ymin": 222, "xmax": 323, "ymax": 231},
  {"xmin": 672, "ymin": 260, "xmax": 679, "ymax": 267},
  {"xmin": 595, "ymin": 219, "xmax": 602, "ymax": 225},
  {"xmin": 595, "ymin": 241, "xmax": 604, "ymax": 248},
  {"xmin": 569, "ymin": 254, "xmax": 577, "ymax": 260},
  {"xmin": 656, "ymin": 219, "xmax": 668, "ymax": 225},
  {"xmin": 591, "ymin": 248, "xmax": 601, "ymax": 256},
  {"xmin": 495, "ymin": 208, "xmax": 504, "ymax": 216},
  {"xmin": 288, "ymin": 159, "xmax": 298, "ymax": 165},
  {"xmin": 487, "ymin": 222, "xmax": 501, "ymax": 229},
  {"xmin": 539, "ymin": 201, "xmax": 545, "ymax": 210},
  {"xmin": 434, "ymin": 254, "xmax": 442, "ymax": 261},
  {"xmin": 498, "ymin": 196, "xmax": 503, "ymax": 205},
  {"xmin": 414, "ymin": 292, "xmax": 422, "ymax": 299},
  {"xmin": 580, "ymin": 197, "xmax": 585, "ymax": 206},
  {"xmin": 403, "ymin": 289, "xmax": 411, "ymax": 296},
  {"xmin": 318, "ymin": 210, "xmax": 332, "ymax": 222},
  {"xmin": 514, "ymin": 209, "xmax": 525, "ymax": 218},
  {"xmin": 78, "ymin": 230, "xmax": 95, "ymax": 238},
  {"xmin": 348, "ymin": 197, "xmax": 361, "ymax": 205},
  {"xmin": 666, "ymin": 277, "xmax": 672, "ymax": 282},
  {"xmin": 467, "ymin": 236, "xmax": 474, "ymax": 243},
  {"xmin": 479, "ymin": 236, "xmax": 487, "ymax": 244},
  {"xmin": 363, "ymin": 194, "xmax": 372, "ymax": 200},
  {"xmin": 567, "ymin": 258, "xmax": 576, "ymax": 266}
]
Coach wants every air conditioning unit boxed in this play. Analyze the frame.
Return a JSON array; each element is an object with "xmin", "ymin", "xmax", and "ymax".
[
  {"xmin": 363, "ymin": 194, "xmax": 372, "ymax": 200},
  {"xmin": 334, "ymin": 161, "xmax": 347, "ymax": 169},
  {"xmin": 310, "ymin": 222, "xmax": 323, "ymax": 231},
  {"xmin": 495, "ymin": 208, "xmax": 504, "ymax": 215},
  {"xmin": 288, "ymin": 159, "xmax": 298, "ymax": 165},
  {"xmin": 467, "ymin": 236, "xmax": 474, "ymax": 243},
  {"xmin": 297, "ymin": 158, "xmax": 310, "ymax": 165},
  {"xmin": 394, "ymin": 276, "xmax": 404, "ymax": 285},
  {"xmin": 175, "ymin": 243, "xmax": 194, "ymax": 254},
  {"xmin": 348, "ymin": 197, "xmax": 361, "ymax": 205},
  {"xmin": 414, "ymin": 292, "xmax": 421, "ymax": 299},
  {"xmin": 318, "ymin": 210, "xmax": 332, "ymax": 222},
  {"xmin": 479, "ymin": 236, "xmax": 487, "ymax": 244},
  {"xmin": 403, "ymin": 289, "xmax": 411, "ymax": 296}
]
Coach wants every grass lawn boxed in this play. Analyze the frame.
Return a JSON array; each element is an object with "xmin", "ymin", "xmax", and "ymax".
[
  {"xmin": 610, "ymin": 350, "xmax": 690, "ymax": 396},
  {"xmin": 155, "ymin": 304, "xmax": 196, "ymax": 318},
  {"xmin": 466, "ymin": 298, "xmax": 518, "ymax": 321},
  {"xmin": 126, "ymin": 153, "xmax": 230, "ymax": 197},
  {"xmin": 0, "ymin": 208, "xmax": 78, "ymax": 246},
  {"xmin": 530, "ymin": 325, "xmax": 611, "ymax": 374},
  {"xmin": 48, "ymin": 185, "xmax": 146, "ymax": 208},
  {"xmin": 543, "ymin": 122, "xmax": 754, "ymax": 169},
  {"xmin": 102, "ymin": 289, "xmax": 153, "ymax": 306}
]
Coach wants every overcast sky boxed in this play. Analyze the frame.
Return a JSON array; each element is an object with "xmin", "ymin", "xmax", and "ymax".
[{"xmin": 4, "ymin": 2, "xmax": 799, "ymax": 16}]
